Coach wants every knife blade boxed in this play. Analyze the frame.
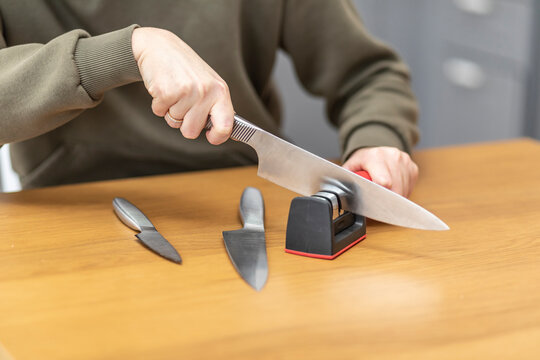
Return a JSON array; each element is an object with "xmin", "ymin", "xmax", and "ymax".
[
  {"xmin": 223, "ymin": 187, "xmax": 268, "ymax": 291},
  {"xmin": 207, "ymin": 115, "xmax": 448, "ymax": 231},
  {"xmin": 113, "ymin": 197, "xmax": 182, "ymax": 264}
]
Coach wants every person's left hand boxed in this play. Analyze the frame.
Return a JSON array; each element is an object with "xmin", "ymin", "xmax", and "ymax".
[{"xmin": 342, "ymin": 147, "xmax": 419, "ymax": 198}]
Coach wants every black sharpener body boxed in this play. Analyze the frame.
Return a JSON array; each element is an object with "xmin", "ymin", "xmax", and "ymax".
[{"xmin": 285, "ymin": 192, "xmax": 366, "ymax": 259}]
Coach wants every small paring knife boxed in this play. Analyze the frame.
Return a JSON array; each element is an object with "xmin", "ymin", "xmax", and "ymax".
[
  {"xmin": 113, "ymin": 197, "xmax": 182, "ymax": 264},
  {"xmin": 223, "ymin": 187, "xmax": 268, "ymax": 291}
]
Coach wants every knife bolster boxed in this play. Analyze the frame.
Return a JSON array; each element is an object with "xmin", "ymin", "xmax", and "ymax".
[{"xmin": 285, "ymin": 196, "xmax": 366, "ymax": 260}]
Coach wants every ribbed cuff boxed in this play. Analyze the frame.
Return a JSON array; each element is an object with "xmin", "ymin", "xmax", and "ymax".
[
  {"xmin": 342, "ymin": 123, "xmax": 408, "ymax": 162},
  {"xmin": 74, "ymin": 24, "xmax": 142, "ymax": 99}
]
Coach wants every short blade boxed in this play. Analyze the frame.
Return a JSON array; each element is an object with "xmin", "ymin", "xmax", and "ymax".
[
  {"xmin": 246, "ymin": 130, "xmax": 448, "ymax": 231},
  {"xmin": 136, "ymin": 230, "xmax": 182, "ymax": 264},
  {"xmin": 223, "ymin": 229, "xmax": 268, "ymax": 291}
]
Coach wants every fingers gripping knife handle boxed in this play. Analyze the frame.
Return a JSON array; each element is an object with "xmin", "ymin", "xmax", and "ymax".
[
  {"xmin": 205, "ymin": 114, "xmax": 260, "ymax": 143},
  {"xmin": 239, "ymin": 187, "xmax": 265, "ymax": 231},
  {"xmin": 113, "ymin": 197, "xmax": 155, "ymax": 232}
]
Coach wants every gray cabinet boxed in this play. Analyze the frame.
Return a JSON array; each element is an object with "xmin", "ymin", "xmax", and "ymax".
[{"xmin": 354, "ymin": 0, "xmax": 536, "ymax": 148}]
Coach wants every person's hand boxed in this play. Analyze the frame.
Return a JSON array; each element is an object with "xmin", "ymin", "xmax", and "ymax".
[
  {"xmin": 131, "ymin": 27, "xmax": 234, "ymax": 145},
  {"xmin": 342, "ymin": 147, "xmax": 419, "ymax": 198}
]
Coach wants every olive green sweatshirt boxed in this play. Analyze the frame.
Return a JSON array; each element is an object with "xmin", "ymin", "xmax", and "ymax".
[{"xmin": 0, "ymin": 0, "xmax": 418, "ymax": 189}]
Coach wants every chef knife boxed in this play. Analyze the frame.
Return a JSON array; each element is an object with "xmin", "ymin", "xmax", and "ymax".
[
  {"xmin": 223, "ymin": 187, "xmax": 268, "ymax": 291},
  {"xmin": 113, "ymin": 197, "xmax": 182, "ymax": 264},
  {"xmin": 207, "ymin": 115, "xmax": 448, "ymax": 231}
]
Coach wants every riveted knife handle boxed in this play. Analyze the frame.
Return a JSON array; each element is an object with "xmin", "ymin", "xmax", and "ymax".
[
  {"xmin": 239, "ymin": 187, "xmax": 265, "ymax": 231},
  {"xmin": 204, "ymin": 114, "xmax": 260, "ymax": 144},
  {"xmin": 113, "ymin": 197, "xmax": 155, "ymax": 232}
]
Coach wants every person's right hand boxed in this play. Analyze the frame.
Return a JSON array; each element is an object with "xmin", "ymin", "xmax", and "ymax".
[
  {"xmin": 131, "ymin": 27, "xmax": 234, "ymax": 145},
  {"xmin": 342, "ymin": 146, "xmax": 419, "ymax": 198}
]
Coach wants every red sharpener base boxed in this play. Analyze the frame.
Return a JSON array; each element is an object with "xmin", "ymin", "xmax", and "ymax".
[{"xmin": 285, "ymin": 234, "xmax": 366, "ymax": 260}]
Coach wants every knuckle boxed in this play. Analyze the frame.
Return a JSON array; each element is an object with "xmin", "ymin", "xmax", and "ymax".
[
  {"xmin": 411, "ymin": 163, "xmax": 419, "ymax": 177},
  {"xmin": 376, "ymin": 174, "xmax": 392, "ymax": 188},
  {"xmin": 211, "ymin": 115, "xmax": 234, "ymax": 135},
  {"xmin": 196, "ymin": 82, "xmax": 210, "ymax": 98},
  {"xmin": 214, "ymin": 80, "xmax": 229, "ymax": 96},
  {"xmin": 147, "ymin": 83, "xmax": 161, "ymax": 99},
  {"xmin": 176, "ymin": 83, "xmax": 190, "ymax": 98},
  {"xmin": 162, "ymin": 92, "xmax": 177, "ymax": 105},
  {"xmin": 370, "ymin": 147, "xmax": 384, "ymax": 158},
  {"xmin": 151, "ymin": 83, "xmax": 176, "ymax": 104},
  {"xmin": 380, "ymin": 178, "xmax": 393, "ymax": 188},
  {"xmin": 387, "ymin": 147, "xmax": 402, "ymax": 161},
  {"xmin": 401, "ymin": 152, "xmax": 413, "ymax": 163}
]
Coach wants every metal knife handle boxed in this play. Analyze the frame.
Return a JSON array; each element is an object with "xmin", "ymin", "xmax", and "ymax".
[
  {"xmin": 204, "ymin": 114, "xmax": 260, "ymax": 144},
  {"xmin": 113, "ymin": 197, "xmax": 155, "ymax": 232},
  {"xmin": 239, "ymin": 187, "xmax": 265, "ymax": 231}
]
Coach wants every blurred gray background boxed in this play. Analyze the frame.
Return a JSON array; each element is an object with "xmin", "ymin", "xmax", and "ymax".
[
  {"xmin": 2, "ymin": 0, "xmax": 538, "ymax": 191},
  {"xmin": 279, "ymin": 0, "xmax": 539, "ymax": 157}
]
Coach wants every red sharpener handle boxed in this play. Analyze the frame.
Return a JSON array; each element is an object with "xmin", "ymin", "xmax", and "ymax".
[{"xmin": 354, "ymin": 170, "xmax": 372, "ymax": 181}]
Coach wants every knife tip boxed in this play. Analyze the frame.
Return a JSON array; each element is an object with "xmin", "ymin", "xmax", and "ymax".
[
  {"xmin": 250, "ymin": 282, "xmax": 266, "ymax": 291},
  {"xmin": 435, "ymin": 219, "xmax": 450, "ymax": 231},
  {"xmin": 168, "ymin": 255, "xmax": 183, "ymax": 264},
  {"xmin": 249, "ymin": 273, "xmax": 268, "ymax": 291}
]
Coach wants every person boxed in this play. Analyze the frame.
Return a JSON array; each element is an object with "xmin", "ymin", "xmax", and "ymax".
[{"xmin": 0, "ymin": 0, "xmax": 419, "ymax": 196}]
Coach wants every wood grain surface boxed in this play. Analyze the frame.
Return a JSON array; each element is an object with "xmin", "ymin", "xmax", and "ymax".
[
  {"xmin": 0, "ymin": 139, "xmax": 539, "ymax": 359},
  {"xmin": 0, "ymin": 342, "xmax": 14, "ymax": 360}
]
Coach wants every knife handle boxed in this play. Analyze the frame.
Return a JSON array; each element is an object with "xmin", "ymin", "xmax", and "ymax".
[
  {"xmin": 113, "ymin": 197, "xmax": 155, "ymax": 232},
  {"xmin": 239, "ymin": 187, "xmax": 265, "ymax": 231},
  {"xmin": 205, "ymin": 114, "xmax": 260, "ymax": 144}
]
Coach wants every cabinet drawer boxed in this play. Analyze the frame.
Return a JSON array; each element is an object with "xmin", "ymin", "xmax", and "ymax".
[
  {"xmin": 425, "ymin": 44, "xmax": 525, "ymax": 146},
  {"xmin": 438, "ymin": 0, "xmax": 532, "ymax": 64}
]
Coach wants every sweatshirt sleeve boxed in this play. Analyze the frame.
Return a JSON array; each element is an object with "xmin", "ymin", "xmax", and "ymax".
[
  {"xmin": 0, "ymin": 20, "xmax": 141, "ymax": 145},
  {"xmin": 280, "ymin": 0, "xmax": 419, "ymax": 160}
]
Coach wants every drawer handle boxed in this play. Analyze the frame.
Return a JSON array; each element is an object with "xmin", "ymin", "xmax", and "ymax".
[
  {"xmin": 453, "ymin": 0, "xmax": 494, "ymax": 15},
  {"xmin": 443, "ymin": 58, "xmax": 486, "ymax": 89}
]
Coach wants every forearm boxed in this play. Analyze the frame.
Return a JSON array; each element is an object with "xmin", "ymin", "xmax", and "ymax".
[
  {"xmin": 0, "ymin": 24, "xmax": 141, "ymax": 145},
  {"xmin": 334, "ymin": 62, "xmax": 419, "ymax": 161}
]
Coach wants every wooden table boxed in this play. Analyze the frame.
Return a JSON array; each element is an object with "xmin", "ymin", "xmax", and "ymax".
[{"xmin": 0, "ymin": 139, "xmax": 539, "ymax": 359}]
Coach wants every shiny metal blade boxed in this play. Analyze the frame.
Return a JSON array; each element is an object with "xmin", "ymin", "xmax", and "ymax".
[
  {"xmin": 207, "ymin": 115, "xmax": 448, "ymax": 230},
  {"xmin": 137, "ymin": 230, "xmax": 182, "ymax": 264},
  {"xmin": 223, "ymin": 229, "xmax": 268, "ymax": 291},
  {"xmin": 245, "ymin": 130, "xmax": 449, "ymax": 231}
]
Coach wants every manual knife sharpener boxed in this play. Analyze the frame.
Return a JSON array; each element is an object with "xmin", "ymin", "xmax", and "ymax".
[{"xmin": 285, "ymin": 190, "xmax": 366, "ymax": 260}]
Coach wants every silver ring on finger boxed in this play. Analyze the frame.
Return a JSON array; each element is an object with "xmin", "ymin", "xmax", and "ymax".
[{"xmin": 165, "ymin": 111, "xmax": 183, "ymax": 125}]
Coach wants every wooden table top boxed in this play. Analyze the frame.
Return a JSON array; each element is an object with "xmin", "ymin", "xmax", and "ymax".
[{"xmin": 0, "ymin": 139, "xmax": 539, "ymax": 359}]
